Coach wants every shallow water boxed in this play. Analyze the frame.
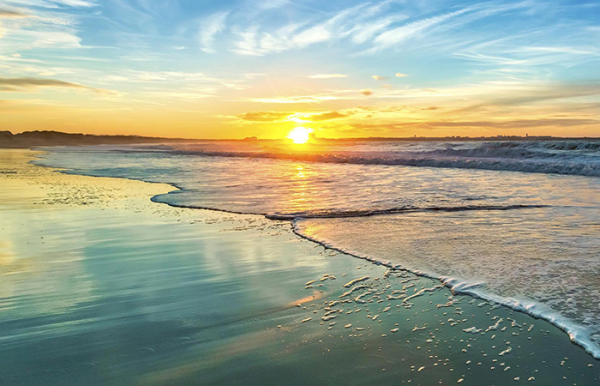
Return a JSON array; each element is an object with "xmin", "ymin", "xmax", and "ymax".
[
  {"xmin": 1, "ymin": 167, "xmax": 599, "ymax": 385},
  {"xmin": 2, "ymin": 149, "xmax": 600, "ymax": 385},
  {"xmin": 35, "ymin": 141, "xmax": 600, "ymax": 357}
]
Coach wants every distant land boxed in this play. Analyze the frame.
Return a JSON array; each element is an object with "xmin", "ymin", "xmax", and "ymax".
[
  {"xmin": 0, "ymin": 130, "xmax": 203, "ymax": 149},
  {"xmin": 1, "ymin": 130, "xmax": 599, "ymax": 149}
]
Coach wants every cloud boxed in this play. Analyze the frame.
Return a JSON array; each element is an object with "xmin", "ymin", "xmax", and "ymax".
[
  {"xmin": 56, "ymin": 0, "xmax": 96, "ymax": 6},
  {"xmin": 198, "ymin": 11, "xmax": 229, "ymax": 53},
  {"xmin": 395, "ymin": 73, "xmax": 408, "ymax": 77},
  {"xmin": 347, "ymin": 116, "xmax": 600, "ymax": 135},
  {"xmin": 238, "ymin": 111, "xmax": 291, "ymax": 122},
  {"xmin": 0, "ymin": 5, "xmax": 83, "ymax": 49},
  {"xmin": 372, "ymin": 75, "xmax": 388, "ymax": 81},
  {"xmin": 0, "ymin": 9, "xmax": 29, "ymax": 17},
  {"xmin": 143, "ymin": 91, "xmax": 213, "ymax": 100},
  {"xmin": 250, "ymin": 95, "xmax": 339, "ymax": 104},
  {"xmin": 370, "ymin": 9, "xmax": 470, "ymax": 52},
  {"xmin": 292, "ymin": 24, "xmax": 330, "ymax": 48},
  {"xmin": 4, "ymin": 0, "xmax": 97, "ymax": 8},
  {"xmin": 308, "ymin": 111, "xmax": 348, "ymax": 121},
  {"xmin": 348, "ymin": 123, "xmax": 411, "ymax": 137},
  {"xmin": 107, "ymin": 71, "xmax": 208, "ymax": 83},
  {"xmin": 232, "ymin": 2, "xmax": 402, "ymax": 56},
  {"xmin": 308, "ymin": 74, "xmax": 347, "ymax": 79},
  {"xmin": 361, "ymin": 89, "xmax": 373, "ymax": 96},
  {"xmin": 351, "ymin": 14, "xmax": 408, "ymax": 44},
  {"xmin": 457, "ymin": 82, "xmax": 600, "ymax": 112},
  {"xmin": 257, "ymin": 0, "xmax": 289, "ymax": 10},
  {"xmin": 0, "ymin": 77, "xmax": 118, "ymax": 95},
  {"xmin": 238, "ymin": 110, "xmax": 349, "ymax": 123},
  {"xmin": 419, "ymin": 118, "xmax": 600, "ymax": 129}
]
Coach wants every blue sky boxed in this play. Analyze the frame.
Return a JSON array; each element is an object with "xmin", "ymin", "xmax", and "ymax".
[{"xmin": 1, "ymin": 0, "xmax": 599, "ymax": 138}]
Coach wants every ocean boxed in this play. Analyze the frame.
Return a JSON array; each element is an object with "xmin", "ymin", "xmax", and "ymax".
[{"xmin": 35, "ymin": 139, "xmax": 600, "ymax": 359}]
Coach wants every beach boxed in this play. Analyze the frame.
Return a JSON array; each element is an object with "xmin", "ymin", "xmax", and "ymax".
[{"xmin": 0, "ymin": 148, "xmax": 598, "ymax": 385}]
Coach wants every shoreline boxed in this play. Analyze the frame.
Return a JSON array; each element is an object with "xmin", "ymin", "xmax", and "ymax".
[
  {"xmin": 31, "ymin": 147, "xmax": 600, "ymax": 361},
  {"xmin": 292, "ymin": 218, "xmax": 600, "ymax": 360},
  {"xmin": 2, "ymin": 149, "xmax": 599, "ymax": 385}
]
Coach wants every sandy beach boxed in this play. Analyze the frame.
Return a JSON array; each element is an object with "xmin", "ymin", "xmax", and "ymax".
[
  {"xmin": 4, "ymin": 0, "xmax": 600, "ymax": 383},
  {"xmin": 0, "ymin": 149, "xmax": 597, "ymax": 385}
]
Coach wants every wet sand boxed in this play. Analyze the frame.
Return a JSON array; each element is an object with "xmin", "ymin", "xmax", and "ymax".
[{"xmin": 0, "ymin": 149, "xmax": 598, "ymax": 385}]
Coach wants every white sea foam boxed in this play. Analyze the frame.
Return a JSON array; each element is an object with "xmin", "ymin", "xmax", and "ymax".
[
  {"xmin": 162, "ymin": 140, "xmax": 600, "ymax": 177},
  {"xmin": 291, "ymin": 218, "xmax": 600, "ymax": 360}
]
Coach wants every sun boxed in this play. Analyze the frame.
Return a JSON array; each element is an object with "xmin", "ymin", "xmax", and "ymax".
[{"xmin": 287, "ymin": 127, "xmax": 313, "ymax": 144}]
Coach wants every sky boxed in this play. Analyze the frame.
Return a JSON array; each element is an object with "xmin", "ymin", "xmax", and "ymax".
[{"xmin": 0, "ymin": 0, "xmax": 599, "ymax": 139}]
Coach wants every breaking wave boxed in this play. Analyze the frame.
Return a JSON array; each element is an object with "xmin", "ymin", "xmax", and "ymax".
[{"xmin": 158, "ymin": 140, "xmax": 600, "ymax": 177}]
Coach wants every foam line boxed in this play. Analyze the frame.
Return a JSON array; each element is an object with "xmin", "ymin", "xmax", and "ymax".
[
  {"xmin": 291, "ymin": 218, "xmax": 600, "ymax": 360},
  {"xmin": 154, "ymin": 139, "xmax": 600, "ymax": 177}
]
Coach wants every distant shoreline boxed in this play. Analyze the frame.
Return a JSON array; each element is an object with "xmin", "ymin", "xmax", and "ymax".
[{"xmin": 2, "ymin": 130, "xmax": 599, "ymax": 149}]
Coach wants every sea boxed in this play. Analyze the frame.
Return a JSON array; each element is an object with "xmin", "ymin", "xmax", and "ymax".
[{"xmin": 35, "ymin": 138, "xmax": 600, "ymax": 358}]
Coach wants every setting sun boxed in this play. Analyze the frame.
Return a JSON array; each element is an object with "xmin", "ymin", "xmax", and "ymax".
[{"xmin": 287, "ymin": 127, "xmax": 313, "ymax": 144}]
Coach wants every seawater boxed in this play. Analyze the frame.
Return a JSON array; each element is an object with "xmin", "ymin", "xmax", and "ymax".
[{"xmin": 36, "ymin": 139, "xmax": 600, "ymax": 357}]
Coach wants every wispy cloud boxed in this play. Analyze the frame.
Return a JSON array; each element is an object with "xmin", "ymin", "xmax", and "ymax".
[
  {"xmin": 250, "ymin": 95, "xmax": 339, "ymax": 104},
  {"xmin": 238, "ymin": 111, "xmax": 291, "ymax": 122},
  {"xmin": 4, "ymin": 0, "xmax": 97, "ymax": 8},
  {"xmin": 238, "ymin": 110, "xmax": 348, "ymax": 122},
  {"xmin": 306, "ymin": 111, "xmax": 348, "ymax": 121},
  {"xmin": 106, "ymin": 71, "xmax": 208, "ymax": 83},
  {"xmin": 0, "ymin": 2, "xmax": 85, "ymax": 50},
  {"xmin": 199, "ymin": 11, "xmax": 229, "ymax": 53},
  {"xmin": 418, "ymin": 118, "xmax": 600, "ymax": 129},
  {"xmin": 308, "ymin": 74, "xmax": 347, "ymax": 79},
  {"xmin": 365, "ymin": 8, "xmax": 471, "ymax": 54},
  {"xmin": 0, "ymin": 9, "xmax": 29, "ymax": 17},
  {"xmin": 142, "ymin": 91, "xmax": 214, "ymax": 100},
  {"xmin": 232, "ymin": 2, "xmax": 403, "ymax": 56},
  {"xmin": 350, "ymin": 14, "xmax": 408, "ymax": 44},
  {"xmin": 0, "ymin": 76, "xmax": 118, "ymax": 95}
]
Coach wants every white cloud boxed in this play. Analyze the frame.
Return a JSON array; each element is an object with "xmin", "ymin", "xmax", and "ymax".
[
  {"xmin": 258, "ymin": 0, "xmax": 288, "ymax": 10},
  {"xmin": 232, "ymin": 26, "xmax": 265, "ymax": 56},
  {"xmin": 308, "ymin": 74, "xmax": 347, "ymax": 79},
  {"xmin": 351, "ymin": 14, "xmax": 408, "ymax": 44},
  {"xmin": 231, "ymin": 2, "xmax": 401, "ymax": 56},
  {"xmin": 251, "ymin": 95, "xmax": 339, "ymax": 104},
  {"xmin": 198, "ymin": 11, "xmax": 229, "ymax": 54},
  {"xmin": 372, "ymin": 9, "xmax": 470, "ymax": 51},
  {"xmin": 292, "ymin": 24, "xmax": 330, "ymax": 48},
  {"xmin": 4, "ymin": 0, "xmax": 96, "ymax": 8}
]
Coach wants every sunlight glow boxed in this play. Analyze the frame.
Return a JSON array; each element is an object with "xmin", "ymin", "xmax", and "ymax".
[{"xmin": 287, "ymin": 127, "xmax": 313, "ymax": 144}]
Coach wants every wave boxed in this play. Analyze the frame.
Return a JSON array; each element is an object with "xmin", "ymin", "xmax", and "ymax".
[
  {"xmin": 150, "ymin": 192, "xmax": 549, "ymax": 220},
  {"xmin": 291, "ymin": 218, "xmax": 600, "ymax": 360},
  {"xmin": 263, "ymin": 204, "xmax": 550, "ymax": 220},
  {"xmin": 156, "ymin": 140, "xmax": 600, "ymax": 177}
]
